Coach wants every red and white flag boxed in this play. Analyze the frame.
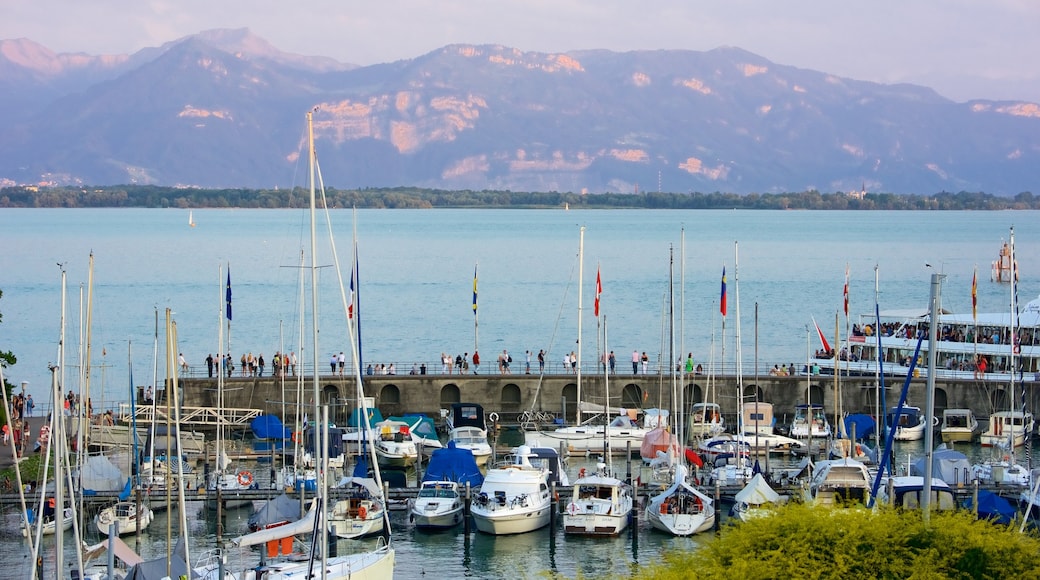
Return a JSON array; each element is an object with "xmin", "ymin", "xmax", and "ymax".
[
  {"xmin": 812, "ymin": 315, "xmax": 831, "ymax": 353},
  {"xmin": 594, "ymin": 267, "xmax": 602, "ymax": 317},
  {"xmin": 843, "ymin": 264, "xmax": 849, "ymax": 317}
]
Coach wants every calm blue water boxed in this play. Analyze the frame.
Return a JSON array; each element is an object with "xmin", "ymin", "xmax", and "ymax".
[{"xmin": 0, "ymin": 209, "xmax": 1038, "ymax": 413}]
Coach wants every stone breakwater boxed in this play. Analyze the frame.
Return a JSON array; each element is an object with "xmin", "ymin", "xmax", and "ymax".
[{"xmin": 173, "ymin": 373, "xmax": 1015, "ymax": 431}]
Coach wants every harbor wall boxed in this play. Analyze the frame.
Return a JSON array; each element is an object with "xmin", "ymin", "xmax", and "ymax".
[{"xmin": 176, "ymin": 372, "xmax": 1028, "ymax": 429}]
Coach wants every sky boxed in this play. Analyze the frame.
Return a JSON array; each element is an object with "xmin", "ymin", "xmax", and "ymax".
[{"xmin": 3, "ymin": 0, "xmax": 1040, "ymax": 103}]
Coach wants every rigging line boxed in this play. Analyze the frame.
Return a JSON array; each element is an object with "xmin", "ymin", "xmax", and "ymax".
[{"xmin": 527, "ymin": 244, "xmax": 581, "ymax": 414}]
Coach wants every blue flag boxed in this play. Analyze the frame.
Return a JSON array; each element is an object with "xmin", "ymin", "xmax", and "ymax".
[{"xmin": 226, "ymin": 267, "xmax": 233, "ymax": 321}]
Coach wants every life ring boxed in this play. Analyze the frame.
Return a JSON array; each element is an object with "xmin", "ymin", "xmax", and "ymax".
[
  {"xmin": 567, "ymin": 502, "xmax": 578, "ymax": 515},
  {"xmin": 238, "ymin": 471, "xmax": 254, "ymax": 487},
  {"xmin": 488, "ymin": 412, "xmax": 499, "ymax": 423},
  {"xmin": 358, "ymin": 505, "xmax": 368, "ymax": 520}
]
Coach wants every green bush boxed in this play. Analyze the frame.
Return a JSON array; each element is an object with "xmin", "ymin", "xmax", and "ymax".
[{"xmin": 638, "ymin": 503, "xmax": 1040, "ymax": 579}]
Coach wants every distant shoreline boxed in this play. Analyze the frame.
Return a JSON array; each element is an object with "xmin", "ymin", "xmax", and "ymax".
[{"xmin": 1, "ymin": 185, "xmax": 1037, "ymax": 210}]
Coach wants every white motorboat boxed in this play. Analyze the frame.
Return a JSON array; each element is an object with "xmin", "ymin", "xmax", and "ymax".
[
  {"xmin": 471, "ymin": 445, "xmax": 555, "ymax": 535},
  {"xmin": 940, "ymin": 408, "xmax": 979, "ymax": 444},
  {"xmin": 563, "ymin": 463, "xmax": 634, "ymax": 536},
  {"xmin": 95, "ymin": 501, "xmax": 154, "ymax": 536},
  {"xmin": 446, "ymin": 402, "xmax": 493, "ymax": 466},
  {"xmin": 979, "ymin": 410, "xmax": 1035, "ymax": 448},
  {"xmin": 644, "ymin": 464, "xmax": 715, "ymax": 536},
  {"xmin": 373, "ymin": 419, "xmax": 419, "ymax": 468},
  {"xmin": 523, "ymin": 406, "xmax": 653, "ymax": 455},
  {"xmin": 790, "ymin": 404, "xmax": 832, "ymax": 439},
  {"xmin": 410, "ymin": 481, "xmax": 465, "ymax": 529},
  {"xmin": 803, "ymin": 457, "xmax": 872, "ymax": 506},
  {"xmin": 327, "ymin": 476, "xmax": 386, "ymax": 539},
  {"xmin": 885, "ymin": 405, "xmax": 933, "ymax": 442}
]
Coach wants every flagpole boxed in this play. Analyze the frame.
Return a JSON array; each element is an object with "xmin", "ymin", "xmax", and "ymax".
[
  {"xmin": 226, "ymin": 263, "xmax": 232, "ymax": 362},
  {"xmin": 353, "ymin": 209, "xmax": 363, "ymax": 374},
  {"xmin": 472, "ymin": 263, "xmax": 479, "ymax": 354}
]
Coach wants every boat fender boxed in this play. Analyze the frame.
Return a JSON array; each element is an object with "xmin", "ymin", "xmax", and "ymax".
[
  {"xmin": 358, "ymin": 505, "xmax": 368, "ymax": 520},
  {"xmin": 238, "ymin": 471, "xmax": 254, "ymax": 487},
  {"xmin": 578, "ymin": 468, "xmax": 586, "ymax": 479}
]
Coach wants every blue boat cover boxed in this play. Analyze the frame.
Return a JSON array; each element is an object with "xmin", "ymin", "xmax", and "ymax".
[
  {"xmin": 843, "ymin": 414, "xmax": 876, "ymax": 440},
  {"xmin": 422, "ymin": 441, "xmax": 484, "ymax": 487},
  {"xmin": 968, "ymin": 490, "xmax": 1017, "ymax": 525},
  {"xmin": 250, "ymin": 415, "xmax": 290, "ymax": 440}
]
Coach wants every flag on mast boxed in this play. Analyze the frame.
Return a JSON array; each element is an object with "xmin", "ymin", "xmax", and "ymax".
[
  {"xmin": 720, "ymin": 266, "xmax": 727, "ymax": 317},
  {"xmin": 971, "ymin": 266, "xmax": 977, "ymax": 322},
  {"xmin": 594, "ymin": 266, "xmax": 602, "ymax": 317},
  {"xmin": 812, "ymin": 315, "xmax": 831, "ymax": 353},
  {"xmin": 472, "ymin": 264, "xmax": 478, "ymax": 315},
  {"xmin": 843, "ymin": 264, "xmax": 849, "ymax": 317},
  {"xmin": 225, "ymin": 267, "xmax": 232, "ymax": 321},
  {"xmin": 348, "ymin": 247, "xmax": 357, "ymax": 319}
]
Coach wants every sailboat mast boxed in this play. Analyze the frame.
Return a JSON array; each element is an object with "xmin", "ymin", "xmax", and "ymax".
[
  {"xmin": 575, "ymin": 226, "xmax": 585, "ymax": 426},
  {"xmin": 668, "ymin": 245, "xmax": 677, "ymax": 451},
  {"xmin": 216, "ymin": 264, "xmax": 225, "ymax": 540},
  {"xmin": 734, "ymin": 242, "xmax": 742, "ymax": 442},
  {"xmin": 679, "ymin": 229, "xmax": 685, "ymax": 429},
  {"xmin": 307, "ymin": 110, "xmax": 321, "ymax": 472}
]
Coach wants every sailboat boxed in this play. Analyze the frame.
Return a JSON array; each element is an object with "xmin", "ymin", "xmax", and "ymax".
[
  {"xmin": 644, "ymin": 241, "xmax": 716, "ymax": 536},
  {"xmin": 218, "ymin": 109, "xmax": 394, "ymax": 579},
  {"xmin": 189, "ymin": 210, "xmax": 196, "ymax": 228},
  {"xmin": 564, "ymin": 315, "xmax": 634, "ymax": 536}
]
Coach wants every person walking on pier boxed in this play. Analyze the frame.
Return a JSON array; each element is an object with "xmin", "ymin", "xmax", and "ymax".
[
  {"xmin": 641, "ymin": 351, "xmax": 649, "ymax": 374},
  {"xmin": 330, "ymin": 354, "xmax": 338, "ymax": 374},
  {"xmin": 290, "ymin": 351, "xmax": 297, "ymax": 376},
  {"xmin": 609, "ymin": 351, "xmax": 616, "ymax": 374},
  {"xmin": 472, "ymin": 351, "xmax": 480, "ymax": 374},
  {"xmin": 632, "ymin": 350, "xmax": 640, "ymax": 374},
  {"xmin": 538, "ymin": 349, "xmax": 545, "ymax": 373},
  {"xmin": 206, "ymin": 354, "xmax": 214, "ymax": 378},
  {"xmin": 338, "ymin": 351, "xmax": 346, "ymax": 376}
]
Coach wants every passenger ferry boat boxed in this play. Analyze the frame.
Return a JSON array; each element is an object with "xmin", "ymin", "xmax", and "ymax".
[{"xmin": 815, "ymin": 293, "xmax": 1040, "ymax": 382}]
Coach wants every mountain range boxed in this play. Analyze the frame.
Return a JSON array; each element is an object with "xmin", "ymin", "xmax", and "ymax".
[{"xmin": 1, "ymin": 28, "xmax": 1038, "ymax": 195}]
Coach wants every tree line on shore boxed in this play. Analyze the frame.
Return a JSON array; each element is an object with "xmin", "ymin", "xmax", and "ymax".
[{"xmin": 1, "ymin": 185, "xmax": 1038, "ymax": 210}]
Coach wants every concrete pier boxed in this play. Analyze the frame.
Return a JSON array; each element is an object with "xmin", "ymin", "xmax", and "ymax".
[{"xmin": 170, "ymin": 372, "xmax": 1028, "ymax": 431}]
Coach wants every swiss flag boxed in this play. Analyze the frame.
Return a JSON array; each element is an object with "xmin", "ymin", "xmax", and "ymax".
[{"xmin": 594, "ymin": 267, "xmax": 602, "ymax": 317}]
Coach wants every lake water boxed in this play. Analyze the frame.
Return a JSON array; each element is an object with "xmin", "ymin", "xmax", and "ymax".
[
  {"xmin": 0, "ymin": 208, "xmax": 1037, "ymax": 411},
  {"xmin": 1, "ymin": 208, "xmax": 1039, "ymax": 576}
]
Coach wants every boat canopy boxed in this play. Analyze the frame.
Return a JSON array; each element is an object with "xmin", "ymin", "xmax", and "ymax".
[
  {"xmin": 909, "ymin": 448, "xmax": 971, "ymax": 485},
  {"xmin": 250, "ymin": 414, "xmax": 290, "ymax": 440},
  {"xmin": 422, "ymin": 440, "xmax": 484, "ymax": 487},
  {"xmin": 733, "ymin": 473, "xmax": 780, "ymax": 506},
  {"xmin": 450, "ymin": 403, "xmax": 487, "ymax": 430}
]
